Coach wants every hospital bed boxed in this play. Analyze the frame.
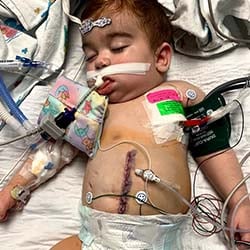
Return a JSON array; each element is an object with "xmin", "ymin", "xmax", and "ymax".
[{"xmin": 0, "ymin": 1, "xmax": 250, "ymax": 249}]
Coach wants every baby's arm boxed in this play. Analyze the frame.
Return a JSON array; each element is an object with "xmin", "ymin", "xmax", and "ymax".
[
  {"xmin": 169, "ymin": 80, "xmax": 249, "ymax": 247},
  {"xmin": 175, "ymin": 80, "xmax": 250, "ymax": 247},
  {"xmin": 196, "ymin": 151, "xmax": 250, "ymax": 246},
  {"xmin": 0, "ymin": 140, "xmax": 78, "ymax": 221}
]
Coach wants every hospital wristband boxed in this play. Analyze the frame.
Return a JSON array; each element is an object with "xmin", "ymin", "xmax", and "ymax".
[{"xmin": 10, "ymin": 185, "xmax": 31, "ymax": 210}]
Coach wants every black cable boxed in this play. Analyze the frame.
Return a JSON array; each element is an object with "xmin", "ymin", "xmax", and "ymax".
[
  {"xmin": 92, "ymin": 193, "xmax": 167, "ymax": 214},
  {"xmin": 205, "ymin": 76, "xmax": 250, "ymax": 99}
]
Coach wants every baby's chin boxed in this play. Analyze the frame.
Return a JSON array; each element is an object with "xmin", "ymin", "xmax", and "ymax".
[
  {"xmin": 108, "ymin": 93, "xmax": 139, "ymax": 104},
  {"xmin": 108, "ymin": 95, "xmax": 127, "ymax": 104}
]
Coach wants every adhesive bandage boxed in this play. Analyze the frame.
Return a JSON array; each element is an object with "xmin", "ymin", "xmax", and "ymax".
[
  {"xmin": 143, "ymin": 86, "xmax": 186, "ymax": 144},
  {"xmin": 87, "ymin": 63, "xmax": 151, "ymax": 88},
  {"xmin": 80, "ymin": 17, "xmax": 112, "ymax": 36}
]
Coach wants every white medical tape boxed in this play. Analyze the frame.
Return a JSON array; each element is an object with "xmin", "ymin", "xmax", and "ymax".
[
  {"xmin": 143, "ymin": 87, "xmax": 186, "ymax": 144},
  {"xmin": 18, "ymin": 141, "xmax": 62, "ymax": 183},
  {"xmin": 86, "ymin": 63, "xmax": 151, "ymax": 88}
]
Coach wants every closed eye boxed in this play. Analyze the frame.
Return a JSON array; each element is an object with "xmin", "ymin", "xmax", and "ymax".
[
  {"xmin": 111, "ymin": 45, "xmax": 128, "ymax": 53},
  {"xmin": 85, "ymin": 54, "xmax": 96, "ymax": 62}
]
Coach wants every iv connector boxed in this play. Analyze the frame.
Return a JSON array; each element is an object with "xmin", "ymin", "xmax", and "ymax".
[{"xmin": 135, "ymin": 169, "xmax": 160, "ymax": 183}]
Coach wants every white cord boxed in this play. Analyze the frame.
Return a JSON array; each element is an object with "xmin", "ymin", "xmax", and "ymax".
[
  {"xmin": 208, "ymin": 88, "xmax": 250, "ymax": 124},
  {"xmin": 240, "ymin": 151, "xmax": 250, "ymax": 166},
  {"xmin": 0, "ymin": 127, "xmax": 42, "ymax": 146},
  {"xmin": 98, "ymin": 139, "xmax": 168, "ymax": 210},
  {"xmin": 0, "ymin": 146, "xmax": 31, "ymax": 188},
  {"xmin": 98, "ymin": 139, "xmax": 152, "ymax": 170},
  {"xmin": 99, "ymin": 138, "xmax": 226, "ymax": 230},
  {"xmin": 159, "ymin": 179, "xmax": 224, "ymax": 229}
]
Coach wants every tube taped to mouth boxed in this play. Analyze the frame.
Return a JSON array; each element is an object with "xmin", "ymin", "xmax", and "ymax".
[{"xmin": 86, "ymin": 63, "xmax": 151, "ymax": 88}]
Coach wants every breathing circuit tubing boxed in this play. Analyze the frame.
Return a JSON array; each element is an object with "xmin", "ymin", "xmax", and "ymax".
[
  {"xmin": 0, "ymin": 101, "xmax": 27, "ymax": 136},
  {"xmin": 0, "ymin": 73, "xmax": 33, "ymax": 131}
]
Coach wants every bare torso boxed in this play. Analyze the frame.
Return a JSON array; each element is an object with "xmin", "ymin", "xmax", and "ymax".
[{"xmin": 82, "ymin": 82, "xmax": 199, "ymax": 216}]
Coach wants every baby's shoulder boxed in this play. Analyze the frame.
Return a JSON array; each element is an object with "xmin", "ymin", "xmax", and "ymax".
[{"xmin": 159, "ymin": 80, "xmax": 205, "ymax": 107}]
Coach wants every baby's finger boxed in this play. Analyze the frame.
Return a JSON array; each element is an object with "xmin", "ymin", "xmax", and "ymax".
[
  {"xmin": 235, "ymin": 240, "xmax": 250, "ymax": 250},
  {"xmin": 0, "ymin": 212, "xmax": 9, "ymax": 222}
]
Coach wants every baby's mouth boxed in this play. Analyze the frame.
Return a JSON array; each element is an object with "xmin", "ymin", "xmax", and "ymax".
[{"xmin": 96, "ymin": 78, "xmax": 113, "ymax": 95}]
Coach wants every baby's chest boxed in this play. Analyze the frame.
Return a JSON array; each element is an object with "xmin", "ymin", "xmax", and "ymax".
[{"xmin": 102, "ymin": 102, "xmax": 153, "ymax": 143}]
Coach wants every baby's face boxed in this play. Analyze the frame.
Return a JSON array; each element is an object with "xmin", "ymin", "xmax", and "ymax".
[{"xmin": 82, "ymin": 11, "xmax": 163, "ymax": 103}]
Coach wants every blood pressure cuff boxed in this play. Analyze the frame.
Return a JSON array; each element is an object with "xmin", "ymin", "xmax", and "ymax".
[{"xmin": 184, "ymin": 93, "xmax": 231, "ymax": 158}]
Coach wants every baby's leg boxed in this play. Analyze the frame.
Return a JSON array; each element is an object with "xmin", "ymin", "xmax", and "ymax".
[
  {"xmin": 50, "ymin": 235, "xmax": 82, "ymax": 250},
  {"xmin": 0, "ymin": 140, "xmax": 78, "ymax": 221}
]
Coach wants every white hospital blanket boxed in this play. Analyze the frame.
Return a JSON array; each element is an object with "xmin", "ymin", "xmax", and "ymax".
[
  {"xmin": 0, "ymin": 0, "xmax": 68, "ymax": 104},
  {"xmin": 160, "ymin": 0, "xmax": 250, "ymax": 57}
]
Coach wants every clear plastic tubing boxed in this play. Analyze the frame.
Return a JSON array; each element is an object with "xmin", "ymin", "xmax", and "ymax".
[{"xmin": 0, "ymin": 73, "xmax": 31, "ymax": 129}]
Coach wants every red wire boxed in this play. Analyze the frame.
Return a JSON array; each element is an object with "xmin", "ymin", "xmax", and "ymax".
[{"xmin": 183, "ymin": 116, "xmax": 210, "ymax": 127}]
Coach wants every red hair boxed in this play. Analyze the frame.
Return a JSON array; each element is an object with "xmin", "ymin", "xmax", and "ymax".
[{"xmin": 81, "ymin": 0, "xmax": 172, "ymax": 50}]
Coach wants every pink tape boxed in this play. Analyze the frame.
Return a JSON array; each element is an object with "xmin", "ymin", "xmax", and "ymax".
[{"xmin": 146, "ymin": 89, "xmax": 181, "ymax": 103}]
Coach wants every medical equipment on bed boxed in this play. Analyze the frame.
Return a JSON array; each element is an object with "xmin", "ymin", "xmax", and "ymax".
[
  {"xmin": 0, "ymin": 56, "xmax": 58, "ymax": 73},
  {"xmin": 38, "ymin": 63, "xmax": 151, "ymax": 157},
  {"xmin": 38, "ymin": 75, "xmax": 108, "ymax": 158},
  {"xmin": 0, "ymin": 73, "xmax": 44, "ymax": 151},
  {"xmin": 0, "ymin": 54, "xmax": 61, "ymax": 136},
  {"xmin": 0, "ymin": 101, "xmax": 27, "ymax": 136},
  {"xmin": 135, "ymin": 163, "xmax": 250, "ymax": 249},
  {"xmin": 97, "ymin": 139, "xmax": 250, "ymax": 248},
  {"xmin": 143, "ymin": 86, "xmax": 186, "ymax": 144},
  {"xmin": 184, "ymin": 78, "xmax": 250, "ymax": 128},
  {"xmin": 0, "ymin": 74, "xmax": 33, "ymax": 132},
  {"xmin": 1, "ymin": 68, "xmax": 250, "ymax": 249},
  {"xmin": 4, "ymin": 139, "xmax": 77, "ymax": 211}
]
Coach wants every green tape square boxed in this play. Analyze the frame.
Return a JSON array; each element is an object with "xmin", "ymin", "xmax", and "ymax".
[{"xmin": 156, "ymin": 101, "xmax": 184, "ymax": 116}]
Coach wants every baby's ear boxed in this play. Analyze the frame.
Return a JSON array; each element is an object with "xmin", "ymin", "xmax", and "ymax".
[{"xmin": 155, "ymin": 42, "xmax": 172, "ymax": 73}]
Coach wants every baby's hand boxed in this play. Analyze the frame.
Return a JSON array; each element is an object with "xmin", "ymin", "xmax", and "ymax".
[
  {"xmin": 227, "ymin": 201, "xmax": 250, "ymax": 250},
  {"xmin": 0, "ymin": 188, "xmax": 16, "ymax": 222}
]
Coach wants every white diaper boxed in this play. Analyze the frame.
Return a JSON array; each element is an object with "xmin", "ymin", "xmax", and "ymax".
[{"xmin": 78, "ymin": 205, "xmax": 190, "ymax": 250}]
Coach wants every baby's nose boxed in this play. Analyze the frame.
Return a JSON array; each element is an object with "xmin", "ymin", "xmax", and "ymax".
[{"xmin": 95, "ymin": 55, "xmax": 111, "ymax": 69}]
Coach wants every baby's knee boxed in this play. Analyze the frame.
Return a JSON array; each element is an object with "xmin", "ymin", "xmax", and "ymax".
[{"xmin": 50, "ymin": 235, "xmax": 82, "ymax": 250}]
